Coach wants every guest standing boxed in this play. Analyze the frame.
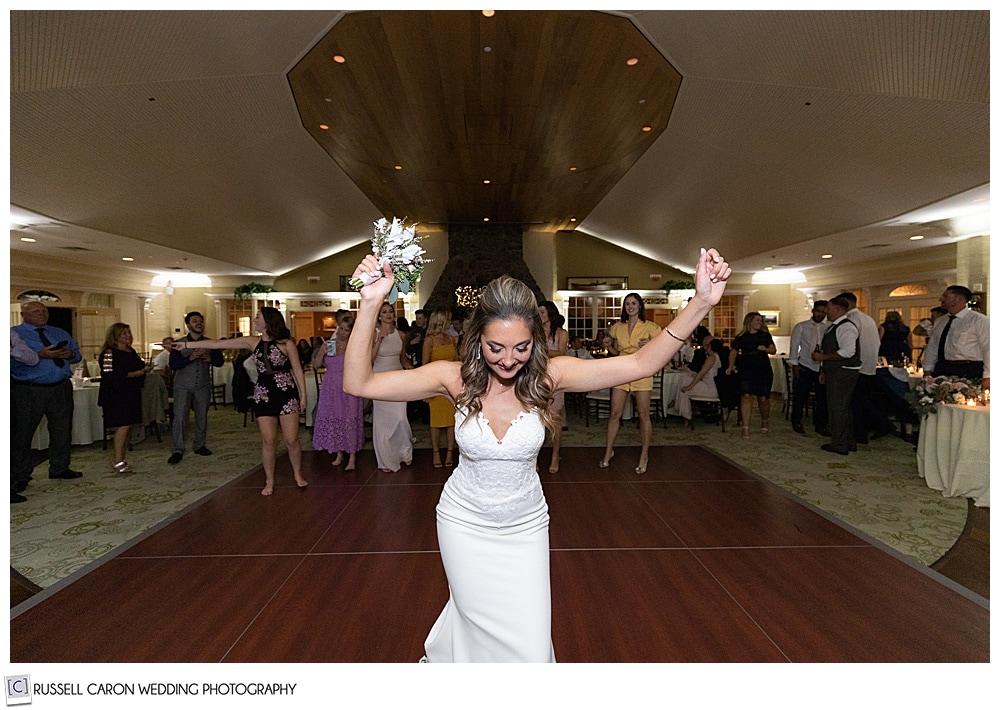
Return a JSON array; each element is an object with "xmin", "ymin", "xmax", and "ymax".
[
  {"xmin": 787, "ymin": 301, "xmax": 829, "ymax": 435},
  {"xmin": 923, "ymin": 285, "xmax": 990, "ymax": 391},
  {"xmin": 878, "ymin": 311, "xmax": 912, "ymax": 365},
  {"xmin": 838, "ymin": 292, "xmax": 893, "ymax": 443},
  {"xmin": 10, "ymin": 300, "xmax": 84, "ymax": 503},
  {"xmin": 727, "ymin": 312, "xmax": 776, "ymax": 440},
  {"xmin": 601, "ymin": 293, "xmax": 662, "ymax": 475},
  {"xmin": 372, "ymin": 302, "xmax": 414, "ymax": 472},
  {"xmin": 170, "ymin": 307, "xmax": 308, "ymax": 495},
  {"xmin": 312, "ymin": 313, "xmax": 364, "ymax": 470},
  {"xmin": 812, "ymin": 296, "xmax": 861, "ymax": 455},
  {"xmin": 168, "ymin": 311, "xmax": 224, "ymax": 464},
  {"xmin": 97, "ymin": 323, "xmax": 150, "ymax": 473},
  {"xmin": 422, "ymin": 308, "xmax": 459, "ymax": 468}
]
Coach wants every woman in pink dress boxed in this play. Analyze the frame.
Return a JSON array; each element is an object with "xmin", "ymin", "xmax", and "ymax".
[{"xmin": 312, "ymin": 313, "xmax": 364, "ymax": 470}]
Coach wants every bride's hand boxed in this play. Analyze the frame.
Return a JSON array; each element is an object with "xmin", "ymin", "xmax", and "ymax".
[
  {"xmin": 694, "ymin": 248, "xmax": 732, "ymax": 307},
  {"xmin": 352, "ymin": 255, "xmax": 394, "ymax": 302}
]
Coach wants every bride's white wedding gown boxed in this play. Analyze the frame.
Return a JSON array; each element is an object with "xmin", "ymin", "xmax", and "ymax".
[{"xmin": 423, "ymin": 407, "xmax": 556, "ymax": 662}]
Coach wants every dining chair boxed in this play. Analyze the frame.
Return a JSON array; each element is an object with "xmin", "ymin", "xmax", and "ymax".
[
  {"xmin": 209, "ymin": 366, "xmax": 226, "ymax": 410},
  {"xmin": 584, "ymin": 389, "xmax": 611, "ymax": 426}
]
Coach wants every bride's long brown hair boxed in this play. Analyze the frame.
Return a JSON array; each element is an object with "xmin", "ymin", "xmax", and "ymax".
[{"xmin": 455, "ymin": 275, "xmax": 556, "ymax": 434}]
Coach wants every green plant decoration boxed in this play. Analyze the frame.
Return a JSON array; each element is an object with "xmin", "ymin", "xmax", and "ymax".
[
  {"xmin": 233, "ymin": 282, "xmax": 274, "ymax": 301},
  {"xmin": 662, "ymin": 279, "xmax": 695, "ymax": 293}
]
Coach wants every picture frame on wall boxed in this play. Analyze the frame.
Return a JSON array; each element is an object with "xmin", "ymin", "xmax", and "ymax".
[
  {"xmin": 760, "ymin": 310, "xmax": 780, "ymax": 328},
  {"xmin": 565, "ymin": 276, "xmax": 628, "ymax": 291}
]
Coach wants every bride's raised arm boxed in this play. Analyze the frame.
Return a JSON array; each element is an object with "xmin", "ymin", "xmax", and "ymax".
[{"xmin": 343, "ymin": 255, "xmax": 458, "ymax": 402}]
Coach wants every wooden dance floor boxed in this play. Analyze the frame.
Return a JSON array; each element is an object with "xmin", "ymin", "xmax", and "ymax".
[{"xmin": 10, "ymin": 446, "xmax": 988, "ymax": 662}]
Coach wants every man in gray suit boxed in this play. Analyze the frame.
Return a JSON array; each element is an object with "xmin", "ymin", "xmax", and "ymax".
[{"xmin": 168, "ymin": 311, "xmax": 223, "ymax": 464}]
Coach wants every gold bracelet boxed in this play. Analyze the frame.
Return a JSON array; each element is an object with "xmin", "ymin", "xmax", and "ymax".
[{"xmin": 665, "ymin": 328, "xmax": 685, "ymax": 342}]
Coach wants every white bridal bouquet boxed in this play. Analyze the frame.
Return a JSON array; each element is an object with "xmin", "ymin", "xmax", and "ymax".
[{"xmin": 349, "ymin": 217, "xmax": 429, "ymax": 303}]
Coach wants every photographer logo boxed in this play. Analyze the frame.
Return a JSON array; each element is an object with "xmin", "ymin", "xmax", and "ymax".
[{"xmin": 4, "ymin": 675, "xmax": 31, "ymax": 706}]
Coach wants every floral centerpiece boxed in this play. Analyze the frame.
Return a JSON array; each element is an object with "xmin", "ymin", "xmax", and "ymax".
[
  {"xmin": 349, "ymin": 217, "xmax": 429, "ymax": 303},
  {"xmin": 906, "ymin": 375, "xmax": 983, "ymax": 417}
]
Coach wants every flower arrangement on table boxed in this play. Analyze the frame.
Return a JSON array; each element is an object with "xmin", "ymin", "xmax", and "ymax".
[
  {"xmin": 349, "ymin": 217, "xmax": 429, "ymax": 303},
  {"xmin": 906, "ymin": 375, "xmax": 983, "ymax": 417}
]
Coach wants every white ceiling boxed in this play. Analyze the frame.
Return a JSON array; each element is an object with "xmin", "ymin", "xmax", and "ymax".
[{"xmin": 8, "ymin": 9, "xmax": 990, "ymax": 282}]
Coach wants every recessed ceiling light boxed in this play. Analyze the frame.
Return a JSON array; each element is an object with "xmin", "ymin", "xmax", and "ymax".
[
  {"xmin": 333, "ymin": 55, "xmax": 346, "ymax": 64},
  {"xmin": 570, "ymin": 218, "xmax": 576, "ymax": 222},
  {"xmin": 483, "ymin": 179, "xmax": 491, "ymax": 184},
  {"xmin": 20, "ymin": 237, "xmax": 36, "ymax": 243},
  {"xmin": 394, "ymin": 165, "xmax": 402, "ymax": 170},
  {"xmin": 626, "ymin": 58, "xmax": 639, "ymax": 66},
  {"xmin": 764, "ymin": 266, "xmax": 773, "ymax": 271},
  {"xmin": 569, "ymin": 166, "xmax": 577, "ymax": 172},
  {"xmin": 909, "ymin": 235, "xmax": 924, "ymax": 240},
  {"xmin": 324, "ymin": 98, "xmax": 332, "ymax": 103},
  {"xmin": 821, "ymin": 254, "xmax": 833, "ymax": 259},
  {"xmin": 642, "ymin": 126, "xmax": 652, "ymax": 132},
  {"xmin": 483, "ymin": 46, "xmax": 492, "ymax": 53},
  {"xmin": 122, "ymin": 257, "xmax": 134, "ymax": 262},
  {"xmin": 319, "ymin": 124, "xmax": 329, "ymax": 130},
  {"xmin": 482, "ymin": 9, "xmax": 495, "ymax": 17},
  {"xmin": 483, "ymin": 217, "xmax": 490, "ymax": 222}
]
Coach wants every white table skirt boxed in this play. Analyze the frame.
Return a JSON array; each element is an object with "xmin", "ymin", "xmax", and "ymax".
[{"xmin": 916, "ymin": 403, "xmax": 990, "ymax": 507}]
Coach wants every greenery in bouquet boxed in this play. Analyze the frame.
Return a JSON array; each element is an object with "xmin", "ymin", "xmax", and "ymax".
[
  {"xmin": 349, "ymin": 217, "xmax": 429, "ymax": 302},
  {"xmin": 906, "ymin": 375, "xmax": 982, "ymax": 417}
]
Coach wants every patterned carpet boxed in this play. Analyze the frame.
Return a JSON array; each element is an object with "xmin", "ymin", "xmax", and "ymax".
[{"xmin": 10, "ymin": 399, "xmax": 967, "ymax": 589}]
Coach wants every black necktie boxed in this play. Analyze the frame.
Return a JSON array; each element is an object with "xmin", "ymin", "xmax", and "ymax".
[
  {"xmin": 936, "ymin": 315, "xmax": 956, "ymax": 364},
  {"xmin": 37, "ymin": 327, "xmax": 65, "ymax": 367}
]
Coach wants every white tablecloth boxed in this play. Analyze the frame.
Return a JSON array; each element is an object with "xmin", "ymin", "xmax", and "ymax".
[
  {"xmin": 916, "ymin": 403, "xmax": 990, "ymax": 507},
  {"xmin": 31, "ymin": 384, "xmax": 104, "ymax": 449}
]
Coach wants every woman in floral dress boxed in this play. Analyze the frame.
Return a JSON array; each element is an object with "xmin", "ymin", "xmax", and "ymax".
[{"xmin": 169, "ymin": 307, "xmax": 308, "ymax": 495}]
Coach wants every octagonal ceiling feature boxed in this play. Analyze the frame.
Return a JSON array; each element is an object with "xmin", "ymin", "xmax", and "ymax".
[{"xmin": 288, "ymin": 10, "xmax": 681, "ymax": 231}]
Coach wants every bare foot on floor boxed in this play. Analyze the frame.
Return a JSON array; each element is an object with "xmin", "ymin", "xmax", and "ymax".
[
  {"xmin": 261, "ymin": 485, "xmax": 274, "ymax": 496},
  {"xmin": 332, "ymin": 454, "xmax": 343, "ymax": 466},
  {"xmin": 295, "ymin": 475, "xmax": 309, "ymax": 489}
]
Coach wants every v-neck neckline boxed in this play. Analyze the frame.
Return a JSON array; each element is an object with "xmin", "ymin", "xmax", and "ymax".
[{"xmin": 478, "ymin": 410, "xmax": 529, "ymax": 445}]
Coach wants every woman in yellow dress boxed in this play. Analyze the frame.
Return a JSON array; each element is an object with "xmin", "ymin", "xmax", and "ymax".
[
  {"xmin": 600, "ymin": 293, "xmax": 662, "ymax": 474},
  {"xmin": 422, "ymin": 308, "xmax": 459, "ymax": 467}
]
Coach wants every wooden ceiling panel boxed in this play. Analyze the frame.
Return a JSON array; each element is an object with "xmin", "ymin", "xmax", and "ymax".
[{"xmin": 288, "ymin": 10, "xmax": 681, "ymax": 231}]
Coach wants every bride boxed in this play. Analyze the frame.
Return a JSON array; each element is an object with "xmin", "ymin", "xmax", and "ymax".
[{"xmin": 344, "ymin": 248, "xmax": 731, "ymax": 662}]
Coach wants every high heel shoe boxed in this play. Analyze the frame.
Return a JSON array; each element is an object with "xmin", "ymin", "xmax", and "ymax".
[
  {"xmin": 598, "ymin": 451, "xmax": 614, "ymax": 468},
  {"xmin": 760, "ymin": 420, "xmax": 770, "ymax": 434},
  {"xmin": 548, "ymin": 455, "xmax": 560, "ymax": 474},
  {"xmin": 445, "ymin": 449, "xmax": 455, "ymax": 467},
  {"xmin": 112, "ymin": 460, "xmax": 131, "ymax": 473},
  {"xmin": 432, "ymin": 450, "xmax": 443, "ymax": 468},
  {"xmin": 635, "ymin": 458, "xmax": 647, "ymax": 475}
]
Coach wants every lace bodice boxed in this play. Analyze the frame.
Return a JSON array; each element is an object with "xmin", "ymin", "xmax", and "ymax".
[{"xmin": 447, "ymin": 408, "xmax": 545, "ymax": 524}]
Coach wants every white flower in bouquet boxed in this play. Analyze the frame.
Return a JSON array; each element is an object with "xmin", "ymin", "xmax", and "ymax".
[{"xmin": 349, "ymin": 217, "xmax": 431, "ymax": 302}]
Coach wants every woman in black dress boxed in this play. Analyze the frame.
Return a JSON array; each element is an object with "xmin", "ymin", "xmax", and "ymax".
[
  {"xmin": 169, "ymin": 307, "xmax": 308, "ymax": 495},
  {"xmin": 726, "ymin": 312, "xmax": 776, "ymax": 440},
  {"xmin": 98, "ymin": 323, "xmax": 150, "ymax": 473},
  {"xmin": 878, "ymin": 311, "xmax": 912, "ymax": 365}
]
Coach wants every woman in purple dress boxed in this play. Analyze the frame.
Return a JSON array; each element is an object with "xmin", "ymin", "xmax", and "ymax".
[{"xmin": 312, "ymin": 313, "xmax": 364, "ymax": 470}]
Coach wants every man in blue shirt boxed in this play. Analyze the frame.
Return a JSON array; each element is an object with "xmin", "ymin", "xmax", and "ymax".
[{"xmin": 10, "ymin": 300, "xmax": 84, "ymax": 503}]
